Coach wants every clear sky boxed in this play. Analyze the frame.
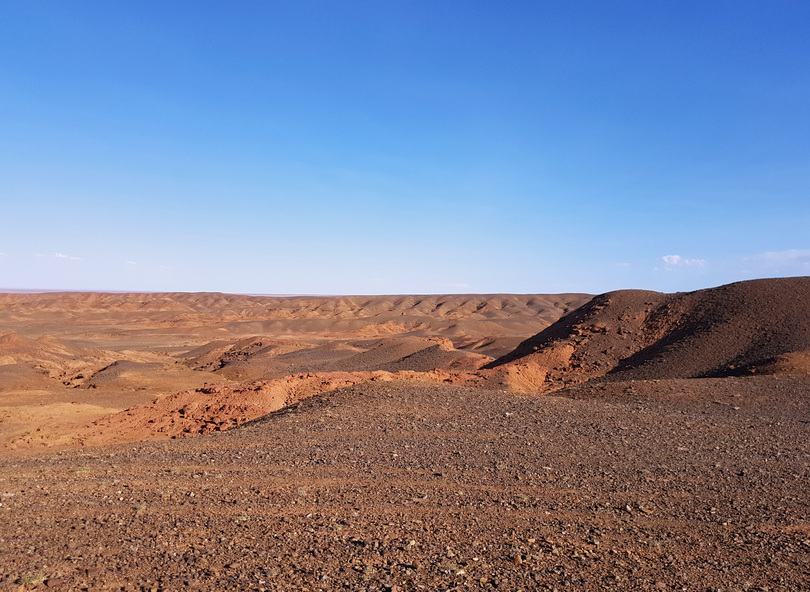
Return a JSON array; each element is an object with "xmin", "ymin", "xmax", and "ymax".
[{"xmin": 1, "ymin": 1, "xmax": 808, "ymax": 295}]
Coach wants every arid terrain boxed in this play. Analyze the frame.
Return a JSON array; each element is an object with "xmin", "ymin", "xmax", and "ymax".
[
  {"xmin": 1, "ymin": 279, "xmax": 808, "ymax": 590},
  {"xmin": 0, "ymin": 292, "xmax": 588, "ymax": 450}
]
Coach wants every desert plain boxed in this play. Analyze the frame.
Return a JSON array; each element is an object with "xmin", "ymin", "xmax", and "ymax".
[{"xmin": 0, "ymin": 278, "xmax": 808, "ymax": 591}]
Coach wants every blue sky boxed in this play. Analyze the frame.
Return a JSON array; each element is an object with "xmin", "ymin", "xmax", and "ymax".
[{"xmin": 1, "ymin": 1, "xmax": 808, "ymax": 295}]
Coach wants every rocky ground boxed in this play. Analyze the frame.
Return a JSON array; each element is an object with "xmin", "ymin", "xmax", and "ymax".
[{"xmin": 1, "ymin": 375, "xmax": 808, "ymax": 591}]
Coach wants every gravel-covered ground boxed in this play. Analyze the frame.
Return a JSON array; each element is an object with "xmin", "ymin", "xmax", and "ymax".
[{"xmin": 1, "ymin": 375, "xmax": 808, "ymax": 591}]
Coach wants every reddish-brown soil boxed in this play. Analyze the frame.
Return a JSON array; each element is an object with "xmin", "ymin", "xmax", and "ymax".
[
  {"xmin": 0, "ymin": 280, "xmax": 809, "ymax": 591},
  {"xmin": 0, "ymin": 292, "xmax": 588, "ymax": 450}
]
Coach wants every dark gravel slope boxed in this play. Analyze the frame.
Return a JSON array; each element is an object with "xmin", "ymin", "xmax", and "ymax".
[{"xmin": 488, "ymin": 277, "xmax": 810, "ymax": 385}]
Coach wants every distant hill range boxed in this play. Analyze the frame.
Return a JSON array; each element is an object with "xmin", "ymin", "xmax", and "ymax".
[{"xmin": 488, "ymin": 277, "xmax": 810, "ymax": 389}]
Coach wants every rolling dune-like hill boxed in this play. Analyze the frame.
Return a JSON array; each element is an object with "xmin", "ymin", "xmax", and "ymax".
[
  {"xmin": 0, "ymin": 292, "xmax": 589, "ymax": 338},
  {"xmin": 488, "ymin": 277, "xmax": 810, "ymax": 390},
  {"xmin": 0, "ymin": 291, "xmax": 589, "ymax": 450}
]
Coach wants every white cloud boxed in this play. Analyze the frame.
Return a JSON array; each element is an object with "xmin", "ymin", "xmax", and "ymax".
[
  {"xmin": 54, "ymin": 252, "xmax": 81, "ymax": 260},
  {"xmin": 662, "ymin": 255, "xmax": 706, "ymax": 267},
  {"xmin": 126, "ymin": 261, "xmax": 137, "ymax": 265},
  {"xmin": 35, "ymin": 252, "xmax": 81, "ymax": 260}
]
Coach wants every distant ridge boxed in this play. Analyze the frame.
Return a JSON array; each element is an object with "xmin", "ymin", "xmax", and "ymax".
[{"xmin": 0, "ymin": 291, "xmax": 590, "ymax": 337}]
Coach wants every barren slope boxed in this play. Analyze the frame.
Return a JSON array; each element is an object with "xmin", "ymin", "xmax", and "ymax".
[{"xmin": 488, "ymin": 277, "xmax": 810, "ymax": 392}]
